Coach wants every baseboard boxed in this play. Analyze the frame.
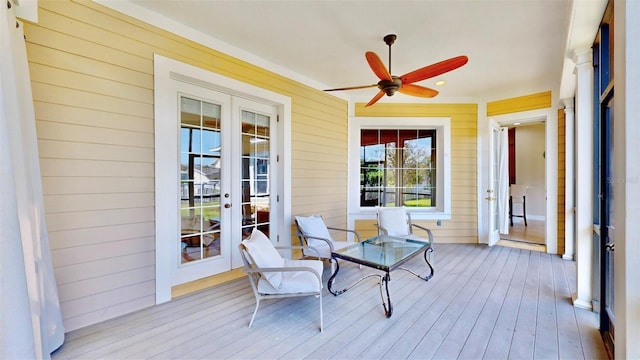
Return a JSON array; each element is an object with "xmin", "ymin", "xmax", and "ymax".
[
  {"xmin": 497, "ymin": 239, "xmax": 546, "ymax": 252},
  {"xmin": 172, "ymin": 268, "xmax": 245, "ymax": 298}
]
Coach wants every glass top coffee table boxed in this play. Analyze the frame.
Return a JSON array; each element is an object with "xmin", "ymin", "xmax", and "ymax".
[{"xmin": 328, "ymin": 234, "xmax": 434, "ymax": 317}]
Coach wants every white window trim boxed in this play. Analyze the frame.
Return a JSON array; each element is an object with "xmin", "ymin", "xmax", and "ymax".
[{"xmin": 348, "ymin": 117, "xmax": 452, "ymax": 222}]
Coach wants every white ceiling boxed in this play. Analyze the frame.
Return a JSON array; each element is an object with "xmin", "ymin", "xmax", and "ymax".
[{"xmin": 114, "ymin": 0, "xmax": 607, "ymax": 105}]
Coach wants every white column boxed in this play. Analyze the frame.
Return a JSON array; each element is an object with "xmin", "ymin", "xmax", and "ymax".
[
  {"xmin": 571, "ymin": 48, "xmax": 593, "ymax": 310},
  {"xmin": 562, "ymin": 98, "xmax": 575, "ymax": 261}
]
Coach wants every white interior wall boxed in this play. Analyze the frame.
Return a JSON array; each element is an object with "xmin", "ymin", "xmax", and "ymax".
[{"xmin": 515, "ymin": 123, "xmax": 546, "ymax": 218}]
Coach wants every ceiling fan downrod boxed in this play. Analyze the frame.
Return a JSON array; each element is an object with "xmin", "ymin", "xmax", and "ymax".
[{"xmin": 383, "ymin": 34, "xmax": 396, "ymax": 74}]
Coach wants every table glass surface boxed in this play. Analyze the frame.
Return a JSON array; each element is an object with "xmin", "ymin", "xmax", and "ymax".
[{"xmin": 332, "ymin": 235, "xmax": 430, "ymax": 268}]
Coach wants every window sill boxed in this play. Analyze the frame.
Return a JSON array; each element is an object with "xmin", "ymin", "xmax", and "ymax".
[{"xmin": 350, "ymin": 209, "xmax": 451, "ymax": 221}]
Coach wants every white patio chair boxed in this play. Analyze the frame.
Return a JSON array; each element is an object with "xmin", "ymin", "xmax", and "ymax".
[
  {"xmin": 376, "ymin": 207, "xmax": 434, "ymax": 261},
  {"xmin": 239, "ymin": 228, "xmax": 324, "ymax": 332},
  {"xmin": 294, "ymin": 215, "xmax": 361, "ymax": 271}
]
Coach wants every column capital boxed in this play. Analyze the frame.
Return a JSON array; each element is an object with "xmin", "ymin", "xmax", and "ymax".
[
  {"xmin": 562, "ymin": 98, "xmax": 575, "ymax": 110},
  {"xmin": 570, "ymin": 47, "xmax": 593, "ymax": 66}
]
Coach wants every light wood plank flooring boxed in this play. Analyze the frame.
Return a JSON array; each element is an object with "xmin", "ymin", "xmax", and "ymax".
[
  {"xmin": 501, "ymin": 219, "xmax": 545, "ymax": 245},
  {"xmin": 52, "ymin": 244, "xmax": 607, "ymax": 360}
]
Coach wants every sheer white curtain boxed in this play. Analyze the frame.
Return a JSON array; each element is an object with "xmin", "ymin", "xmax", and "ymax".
[
  {"xmin": 1, "ymin": 1, "xmax": 65, "ymax": 358},
  {"xmin": 497, "ymin": 128, "xmax": 510, "ymax": 234}
]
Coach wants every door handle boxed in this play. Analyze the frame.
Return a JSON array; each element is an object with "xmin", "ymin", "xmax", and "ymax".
[
  {"xmin": 605, "ymin": 243, "xmax": 614, "ymax": 251},
  {"xmin": 485, "ymin": 196, "xmax": 496, "ymax": 201},
  {"xmin": 224, "ymin": 203, "xmax": 232, "ymax": 208}
]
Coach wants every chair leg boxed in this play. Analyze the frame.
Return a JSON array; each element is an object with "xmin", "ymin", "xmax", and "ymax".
[
  {"xmin": 509, "ymin": 196, "xmax": 513, "ymax": 226},
  {"xmin": 248, "ymin": 299, "xmax": 261, "ymax": 328},
  {"xmin": 523, "ymin": 196, "xmax": 528, "ymax": 226},
  {"xmin": 319, "ymin": 293, "xmax": 323, "ymax": 332}
]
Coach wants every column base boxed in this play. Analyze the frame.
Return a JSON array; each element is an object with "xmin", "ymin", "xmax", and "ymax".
[
  {"xmin": 572, "ymin": 293, "xmax": 593, "ymax": 311},
  {"xmin": 562, "ymin": 254, "xmax": 574, "ymax": 260}
]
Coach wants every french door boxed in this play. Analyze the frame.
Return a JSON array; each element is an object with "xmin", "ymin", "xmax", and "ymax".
[
  {"xmin": 154, "ymin": 55, "xmax": 290, "ymax": 303},
  {"xmin": 599, "ymin": 94, "xmax": 615, "ymax": 353},
  {"xmin": 177, "ymin": 88, "xmax": 231, "ymax": 283},
  {"xmin": 170, "ymin": 82, "xmax": 277, "ymax": 286},
  {"xmin": 593, "ymin": 9, "xmax": 614, "ymax": 353},
  {"xmin": 487, "ymin": 121, "xmax": 508, "ymax": 246}
]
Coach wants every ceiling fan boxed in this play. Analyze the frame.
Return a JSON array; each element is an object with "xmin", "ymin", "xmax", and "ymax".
[{"xmin": 324, "ymin": 34, "xmax": 468, "ymax": 106}]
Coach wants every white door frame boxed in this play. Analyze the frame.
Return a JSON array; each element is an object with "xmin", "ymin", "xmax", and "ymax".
[
  {"xmin": 478, "ymin": 107, "xmax": 558, "ymax": 253},
  {"xmin": 154, "ymin": 54, "xmax": 291, "ymax": 303}
]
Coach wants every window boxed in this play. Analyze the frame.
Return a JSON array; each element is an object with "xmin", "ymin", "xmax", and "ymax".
[
  {"xmin": 360, "ymin": 129, "xmax": 436, "ymax": 207},
  {"xmin": 349, "ymin": 117, "xmax": 451, "ymax": 220}
]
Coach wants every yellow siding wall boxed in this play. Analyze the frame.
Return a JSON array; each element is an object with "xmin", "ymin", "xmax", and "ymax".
[
  {"xmin": 354, "ymin": 103, "xmax": 479, "ymax": 243},
  {"xmin": 26, "ymin": 0, "xmax": 347, "ymax": 331},
  {"xmin": 486, "ymin": 91, "xmax": 552, "ymax": 116},
  {"xmin": 557, "ymin": 108, "xmax": 566, "ymax": 255}
]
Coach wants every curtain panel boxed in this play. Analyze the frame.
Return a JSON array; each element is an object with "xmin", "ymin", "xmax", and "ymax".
[{"xmin": 1, "ymin": 1, "xmax": 65, "ymax": 358}]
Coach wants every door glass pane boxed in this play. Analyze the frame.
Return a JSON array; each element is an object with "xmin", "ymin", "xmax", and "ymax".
[
  {"xmin": 604, "ymin": 101, "xmax": 615, "ymax": 315},
  {"xmin": 241, "ymin": 110, "xmax": 271, "ymax": 239},
  {"xmin": 180, "ymin": 96, "xmax": 222, "ymax": 264},
  {"xmin": 492, "ymin": 128, "xmax": 500, "ymax": 232}
]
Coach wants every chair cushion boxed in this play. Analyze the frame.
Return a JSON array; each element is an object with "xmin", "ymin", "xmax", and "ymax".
[
  {"xmin": 378, "ymin": 207, "xmax": 410, "ymax": 237},
  {"xmin": 295, "ymin": 215, "xmax": 334, "ymax": 258},
  {"xmin": 242, "ymin": 228, "xmax": 284, "ymax": 289},
  {"xmin": 257, "ymin": 259, "xmax": 323, "ymax": 294}
]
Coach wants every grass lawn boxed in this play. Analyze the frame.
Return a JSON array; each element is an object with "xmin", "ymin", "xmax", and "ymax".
[{"xmin": 400, "ymin": 199, "xmax": 432, "ymax": 207}]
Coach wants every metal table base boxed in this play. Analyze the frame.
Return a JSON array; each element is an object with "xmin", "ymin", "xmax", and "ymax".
[{"xmin": 328, "ymin": 246, "xmax": 434, "ymax": 317}]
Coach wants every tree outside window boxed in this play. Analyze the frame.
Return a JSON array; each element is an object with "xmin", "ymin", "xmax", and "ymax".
[{"xmin": 360, "ymin": 129, "xmax": 436, "ymax": 208}]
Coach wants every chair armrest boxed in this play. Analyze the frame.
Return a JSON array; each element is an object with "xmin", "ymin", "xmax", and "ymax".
[
  {"xmin": 297, "ymin": 234, "xmax": 336, "ymax": 252},
  {"xmin": 275, "ymin": 245, "xmax": 321, "ymax": 258},
  {"xmin": 243, "ymin": 265, "xmax": 323, "ymax": 283},
  {"xmin": 410, "ymin": 223, "xmax": 434, "ymax": 244},
  {"xmin": 375, "ymin": 224, "xmax": 389, "ymax": 236},
  {"xmin": 326, "ymin": 227, "xmax": 362, "ymax": 242}
]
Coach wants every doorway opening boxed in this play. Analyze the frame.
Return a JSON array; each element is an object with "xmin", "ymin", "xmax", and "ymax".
[
  {"xmin": 499, "ymin": 121, "xmax": 546, "ymax": 250},
  {"xmin": 487, "ymin": 115, "xmax": 549, "ymax": 252}
]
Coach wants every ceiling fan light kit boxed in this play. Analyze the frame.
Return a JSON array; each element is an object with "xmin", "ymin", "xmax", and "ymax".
[{"xmin": 324, "ymin": 34, "xmax": 468, "ymax": 106}]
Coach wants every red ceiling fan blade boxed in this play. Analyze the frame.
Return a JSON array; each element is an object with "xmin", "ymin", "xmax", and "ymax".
[
  {"xmin": 324, "ymin": 84, "xmax": 378, "ymax": 91},
  {"xmin": 365, "ymin": 51, "xmax": 392, "ymax": 81},
  {"xmin": 400, "ymin": 55, "xmax": 468, "ymax": 85},
  {"xmin": 365, "ymin": 90, "xmax": 386, "ymax": 107},
  {"xmin": 398, "ymin": 84, "xmax": 439, "ymax": 98}
]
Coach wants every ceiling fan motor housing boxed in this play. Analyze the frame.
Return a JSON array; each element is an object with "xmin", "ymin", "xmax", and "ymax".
[{"xmin": 379, "ymin": 77, "xmax": 403, "ymax": 96}]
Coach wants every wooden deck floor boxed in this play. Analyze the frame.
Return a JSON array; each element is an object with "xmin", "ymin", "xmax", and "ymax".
[{"xmin": 52, "ymin": 244, "xmax": 608, "ymax": 360}]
